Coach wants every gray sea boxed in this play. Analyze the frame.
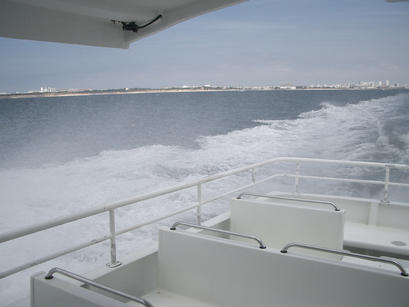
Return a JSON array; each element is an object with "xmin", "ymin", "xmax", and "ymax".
[{"xmin": 0, "ymin": 89, "xmax": 409, "ymax": 304}]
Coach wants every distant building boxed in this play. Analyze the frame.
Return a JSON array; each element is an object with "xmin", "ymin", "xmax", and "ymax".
[
  {"xmin": 359, "ymin": 81, "xmax": 367, "ymax": 88},
  {"xmin": 279, "ymin": 84, "xmax": 296, "ymax": 90},
  {"xmin": 40, "ymin": 86, "xmax": 56, "ymax": 93}
]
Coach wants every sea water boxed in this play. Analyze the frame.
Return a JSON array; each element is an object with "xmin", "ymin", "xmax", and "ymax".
[{"xmin": 0, "ymin": 89, "xmax": 408, "ymax": 305}]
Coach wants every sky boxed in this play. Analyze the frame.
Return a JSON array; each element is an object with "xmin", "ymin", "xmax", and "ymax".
[{"xmin": 0, "ymin": 0, "xmax": 409, "ymax": 93}]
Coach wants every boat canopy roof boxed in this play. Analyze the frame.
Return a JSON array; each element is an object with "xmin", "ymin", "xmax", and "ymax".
[{"xmin": 0, "ymin": 0, "xmax": 244, "ymax": 48}]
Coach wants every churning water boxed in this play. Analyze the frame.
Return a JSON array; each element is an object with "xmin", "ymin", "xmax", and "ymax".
[{"xmin": 0, "ymin": 89, "xmax": 408, "ymax": 305}]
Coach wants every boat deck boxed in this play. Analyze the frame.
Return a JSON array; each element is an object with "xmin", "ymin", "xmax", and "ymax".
[
  {"xmin": 344, "ymin": 221, "xmax": 409, "ymax": 257},
  {"xmin": 142, "ymin": 289, "xmax": 217, "ymax": 307}
]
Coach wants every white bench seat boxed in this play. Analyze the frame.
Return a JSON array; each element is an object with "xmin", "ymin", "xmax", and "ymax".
[
  {"xmin": 344, "ymin": 221, "xmax": 409, "ymax": 257},
  {"xmin": 230, "ymin": 198, "xmax": 345, "ymax": 258}
]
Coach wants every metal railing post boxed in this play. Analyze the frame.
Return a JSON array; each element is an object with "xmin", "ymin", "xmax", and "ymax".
[
  {"xmin": 295, "ymin": 162, "xmax": 300, "ymax": 194},
  {"xmin": 382, "ymin": 166, "xmax": 390, "ymax": 204},
  {"xmin": 107, "ymin": 210, "xmax": 121, "ymax": 268},
  {"xmin": 251, "ymin": 168, "xmax": 256, "ymax": 184},
  {"xmin": 197, "ymin": 184, "xmax": 202, "ymax": 225}
]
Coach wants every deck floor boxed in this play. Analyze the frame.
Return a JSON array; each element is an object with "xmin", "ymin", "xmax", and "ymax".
[
  {"xmin": 142, "ymin": 289, "xmax": 218, "ymax": 307},
  {"xmin": 344, "ymin": 221, "xmax": 409, "ymax": 257}
]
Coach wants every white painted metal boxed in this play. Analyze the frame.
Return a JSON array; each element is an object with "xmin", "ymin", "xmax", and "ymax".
[
  {"xmin": 295, "ymin": 162, "xmax": 300, "ymax": 194},
  {"xmin": 0, "ymin": 0, "xmax": 245, "ymax": 48},
  {"xmin": 1, "ymin": 157, "xmax": 408, "ymax": 280},
  {"xmin": 383, "ymin": 166, "xmax": 391, "ymax": 203},
  {"xmin": 250, "ymin": 168, "xmax": 256, "ymax": 184},
  {"xmin": 0, "ymin": 237, "xmax": 111, "ymax": 279},
  {"xmin": 196, "ymin": 184, "xmax": 202, "ymax": 225},
  {"xmin": 286, "ymin": 173, "xmax": 409, "ymax": 188},
  {"xmin": 107, "ymin": 210, "xmax": 121, "ymax": 268},
  {"xmin": 0, "ymin": 204, "xmax": 198, "ymax": 279}
]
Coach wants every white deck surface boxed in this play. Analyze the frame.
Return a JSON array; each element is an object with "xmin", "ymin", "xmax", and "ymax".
[
  {"xmin": 142, "ymin": 289, "xmax": 217, "ymax": 307},
  {"xmin": 344, "ymin": 221, "xmax": 409, "ymax": 256}
]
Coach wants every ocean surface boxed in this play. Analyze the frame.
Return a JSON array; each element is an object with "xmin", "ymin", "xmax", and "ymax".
[{"xmin": 1, "ymin": 89, "xmax": 409, "ymax": 304}]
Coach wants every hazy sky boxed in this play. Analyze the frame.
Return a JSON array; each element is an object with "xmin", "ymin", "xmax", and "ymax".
[{"xmin": 1, "ymin": 0, "xmax": 409, "ymax": 92}]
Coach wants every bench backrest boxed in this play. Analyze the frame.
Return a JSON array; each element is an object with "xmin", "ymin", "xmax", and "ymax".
[{"xmin": 230, "ymin": 198, "xmax": 344, "ymax": 257}]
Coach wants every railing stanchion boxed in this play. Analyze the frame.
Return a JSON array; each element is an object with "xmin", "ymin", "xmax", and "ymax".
[
  {"xmin": 382, "ymin": 166, "xmax": 390, "ymax": 204},
  {"xmin": 295, "ymin": 162, "xmax": 300, "ymax": 194},
  {"xmin": 251, "ymin": 168, "xmax": 256, "ymax": 184},
  {"xmin": 107, "ymin": 209, "xmax": 121, "ymax": 268},
  {"xmin": 197, "ymin": 184, "xmax": 202, "ymax": 225}
]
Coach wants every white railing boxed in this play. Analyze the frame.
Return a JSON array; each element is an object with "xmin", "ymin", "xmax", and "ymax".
[{"xmin": 0, "ymin": 157, "xmax": 408, "ymax": 279}]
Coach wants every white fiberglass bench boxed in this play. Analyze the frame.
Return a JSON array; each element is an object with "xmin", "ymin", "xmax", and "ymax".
[
  {"xmin": 31, "ymin": 225, "xmax": 409, "ymax": 307},
  {"xmin": 272, "ymin": 193, "xmax": 409, "ymax": 259},
  {"xmin": 157, "ymin": 227, "xmax": 409, "ymax": 306},
  {"xmin": 230, "ymin": 193, "xmax": 345, "ymax": 258}
]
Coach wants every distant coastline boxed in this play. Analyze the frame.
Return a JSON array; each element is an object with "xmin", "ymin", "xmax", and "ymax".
[
  {"xmin": 0, "ymin": 87, "xmax": 240, "ymax": 99},
  {"xmin": 0, "ymin": 86, "xmax": 407, "ymax": 100}
]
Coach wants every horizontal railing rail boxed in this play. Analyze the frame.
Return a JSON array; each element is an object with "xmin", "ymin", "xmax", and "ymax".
[
  {"xmin": 0, "ymin": 204, "xmax": 200, "ymax": 279},
  {"xmin": 237, "ymin": 192, "xmax": 340, "ymax": 211},
  {"xmin": 280, "ymin": 243, "xmax": 408, "ymax": 277},
  {"xmin": 285, "ymin": 174, "xmax": 409, "ymax": 188},
  {"xmin": 1, "ymin": 157, "xmax": 408, "ymax": 279},
  {"xmin": 44, "ymin": 267, "xmax": 154, "ymax": 306},
  {"xmin": 1, "ymin": 157, "xmax": 408, "ymax": 245},
  {"xmin": 170, "ymin": 222, "xmax": 266, "ymax": 249}
]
